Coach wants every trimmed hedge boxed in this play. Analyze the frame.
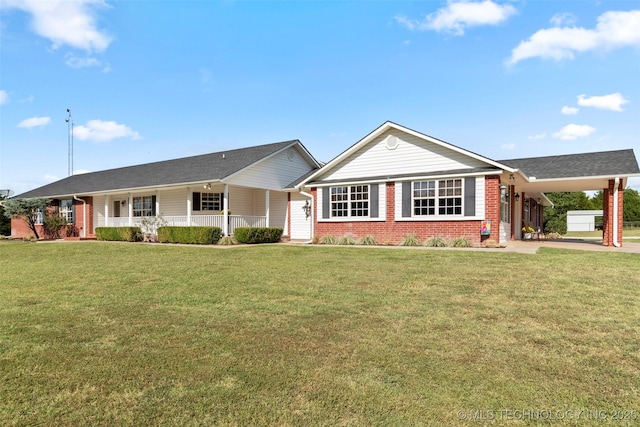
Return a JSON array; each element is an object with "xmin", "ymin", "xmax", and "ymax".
[
  {"xmin": 157, "ymin": 226, "xmax": 222, "ymax": 245},
  {"xmin": 95, "ymin": 227, "xmax": 142, "ymax": 242},
  {"xmin": 234, "ymin": 227, "xmax": 283, "ymax": 244}
]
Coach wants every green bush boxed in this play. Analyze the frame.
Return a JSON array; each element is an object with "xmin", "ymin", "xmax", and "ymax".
[
  {"xmin": 157, "ymin": 226, "xmax": 222, "ymax": 244},
  {"xmin": 234, "ymin": 227, "xmax": 283, "ymax": 244},
  {"xmin": 95, "ymin": 227, "xmax": 142, "ymax": 242}
]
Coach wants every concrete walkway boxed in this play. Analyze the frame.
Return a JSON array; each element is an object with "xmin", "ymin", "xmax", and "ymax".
[{"xmin": 503, "ymin": 239, "xmax": 640, "ymax": 254}]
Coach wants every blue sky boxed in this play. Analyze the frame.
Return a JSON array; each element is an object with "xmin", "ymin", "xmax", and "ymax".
[{"xmin": 1, "ymin": 0, "xmax": 639, "ymax": 195}]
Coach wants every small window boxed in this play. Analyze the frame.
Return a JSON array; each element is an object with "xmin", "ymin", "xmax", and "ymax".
[
  {"xmin": 201, "ymin": 192, "xmax": 222, "ymax": 211},
  {"xmin": 60, "ymin": 199, "xmax": 73, "ymax": 223}
]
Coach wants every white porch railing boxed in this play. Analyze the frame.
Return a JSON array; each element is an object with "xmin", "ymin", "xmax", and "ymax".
[{"xmin": 108, "ymin": 215, "xmax": 266, "ymax": 234}]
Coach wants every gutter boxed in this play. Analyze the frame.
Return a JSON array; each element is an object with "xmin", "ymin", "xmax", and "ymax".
[
  {"xmin": 613, "ymin": 177, "xmax": 621, "ymax": 247},
  {"xmin": 299, "ymin": 190, "xmax": 314, "ymax": 244},
  {"xmin": 73, "ymin": 195, "xmax": 87, "ymax": 238}
]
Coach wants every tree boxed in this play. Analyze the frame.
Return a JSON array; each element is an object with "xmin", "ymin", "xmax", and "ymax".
[
  {"xmin": 543, "ymin": 192, "xmax": 594, "ymax": 234},
  {"xmin": 623, "ymin": 188, "xmax": 640, "ymax": 222},
  {"xmin": 2, "ymin": 198, "xmax": 50, "ymax": 239},
  {"xmin": 0, "ymin": 196, "xmax": 11, "ymax": 236}
]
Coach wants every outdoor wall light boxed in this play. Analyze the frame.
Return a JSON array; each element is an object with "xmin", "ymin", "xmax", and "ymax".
[
  {"xmin": 302, "ymin": 200, "xmax": 311, "ymax": 219},
  {"xmin": 514, "ymin": 193, "xmax": 520, "ymax": 202},
  {"xmin": 203, "ymin": 183, "xmax": 212, "ymax": 190}
]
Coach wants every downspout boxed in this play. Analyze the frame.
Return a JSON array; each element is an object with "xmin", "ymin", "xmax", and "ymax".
[
  {"xmin": 299, "ymin": 190, "xmax": 314, "ymax": 244},
  {"xmin": 73, "ymin": 195, "xmax": 87, "ymax": 238},
  {"xmin": 613, "ymin": 177, "xmax": 621, "ymax": 247}
]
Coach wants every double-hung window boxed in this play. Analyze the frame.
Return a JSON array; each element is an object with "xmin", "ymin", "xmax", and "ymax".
[
  {"xmin": 133, "ymin": 196, "xmax": 154, "ymax": 217},
  {"xmin": 330, "ymin": 185, "xmax": 369, "ymax": 218},
  {"xmin": 201, "ymin": 192, "xmax": 222, "ymax": 211},
  {"xmin": 413, "ymin": 179, "xmax": 462, "ymax": 216},
  {"xmin": 60, "ymin": 199, "xmax": 73, "ymax": 223}
]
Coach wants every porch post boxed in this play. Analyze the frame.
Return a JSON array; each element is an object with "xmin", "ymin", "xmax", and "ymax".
[
  {"xmin": 155, "ymin": 190, "xmax": 160, "ymax": 217},
  {"xmin": 223, "ymin": 184, "xmax": 229, "ymax": 236},
  {"xmin": 128, "ymin": 193, "xmax": 133, "ymax": 226},
  {"xmin": 265, "ymin": 190, "xmax": 270, "ymax": 227},
  {"xmin": 105, "ymin": 195, "xmax": 110, "ymax": 227},
  {"xmin": 187, "ymin": 188, "xmax": 192, "ymax": 225}
]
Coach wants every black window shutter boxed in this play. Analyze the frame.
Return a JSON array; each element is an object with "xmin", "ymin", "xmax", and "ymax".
[
  {"xmin": 370, "ymin": 184, "xmax": 378, "ymax": 218},
  {"xmin": 193, "ymin": 192, "xmax": 201, "ymax": 211},
  {"xmin": 322, "ymin": 188, "xmax": 330, "ymax": 219},
  {"xmin": 464, "ymin": 177, "xmax": 476, "ymax": 216},
  {"xmin": 402, "ymin": 182, "xmax": 411, "ymax": 217},
  {"xmin": 151, "ymin": 195, "xmax": 157, "ymax": 216},
  {"xmin": 51, "ymin": 199, "xmax": 60, "ymax": 215}
]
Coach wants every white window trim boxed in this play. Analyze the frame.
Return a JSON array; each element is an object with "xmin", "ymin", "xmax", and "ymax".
[{"xmin": 317, "ymin": 183, "xmax": 386, "ymax": 222}]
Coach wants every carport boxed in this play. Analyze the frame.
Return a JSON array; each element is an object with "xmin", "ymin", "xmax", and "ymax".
[{"xmin": 499, "ymin": 149, "xmax": 640, "ymax": 247}]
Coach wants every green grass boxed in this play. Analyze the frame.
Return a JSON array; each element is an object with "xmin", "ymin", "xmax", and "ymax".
[{"xmin": 1, "ymin": 241, "xmax": 639, "ymax": 426}]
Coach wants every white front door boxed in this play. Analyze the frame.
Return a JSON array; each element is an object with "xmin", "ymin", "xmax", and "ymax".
[{"xmin": 290, "ymin": 194, "xmax": 312, "ymax": 240}]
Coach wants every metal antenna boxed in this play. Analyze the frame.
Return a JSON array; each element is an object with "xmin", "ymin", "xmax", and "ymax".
[{"xmin": 66, "ymin": 109, "xmax": 73, "ymax": 176}]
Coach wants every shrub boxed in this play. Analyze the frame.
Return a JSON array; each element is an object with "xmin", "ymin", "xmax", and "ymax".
[
  {"xmin": 43, "ymin": 215, "xmax": 68, "ymax": 239},
  {"xmin": 157, "ymin": 226, "xmax": 222, "ymax": 244},
  {"xmin": 449, "ymin": 237, "xmax": 473, "ymax": 248},
  {"xmin": 337, "ymin": 234, "xmax": 357, "ymax": 245},
  {"xmin": 424, "ymin": 236, "xmax": 447, "ymax": 247},
  {"xmin": 320, "ymin": 235, "xmax": 337, "ymax": 245},
  {"xmin": 233, "ymin": 227, "xmax": 283, "ymax": 244},
  {"xmin": 358, "ymin": 235, "xmax": 378, "ymax": 246},
  {"xmin": 217, "ymin": 236, "xmax": 238, "ymax": 246},
  {"xmin": 399, "ymin": 233, "xmax": 421, "ymax": 246},
  {"xmin": 95, "ymin": 227, "xmax": 142, "ymax": 242}
]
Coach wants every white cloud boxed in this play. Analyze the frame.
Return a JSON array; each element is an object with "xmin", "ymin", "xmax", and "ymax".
[
  {"xmin": 561, "ymin": 106, "xmax": 579, "ymax": 115},
  {"xmin": 0, "ymin": 90, "xmax": 8, "ymax": 105},
  {"xmin": 553, "ymin": 124, "xmax": 596, "ymax": 140},
  {"xmin": 0, "ymin": 0, "xmax": 112, "ymax": 52},
  {"xmin": 507, "ymin": 10, "xmax": 640, "ymax": 65},
  {"xmin": 20, "ymin": 95, "xmax": 35, "ymax": 104},
  {"xmin": 501, "ymin": 143, "xmax": 516, "ymax": 150},
  {"xmin": 17, "ymin": 116, "xmax": 51, "ymax": 128},
  {"xmin": 550, "ymin": 12, "xmax": 577, "ymax": 27},
  {"xmin": 396, "ymin": 0, "xmax": 517, "ymax": 36},
  {"xmin": 74, "ymin": 119, "xmax": 142, "ymax": 142},
  {"xmin": 527, "ymin": 132, "xmax": 546, "ymax": 140},
  {"xmin": 577, "ymin": 93, "xmax": 629, "ymax": 112},
  {"xmin": 43, "ymin": 174, "xmax": 59, "ymax": 183}
]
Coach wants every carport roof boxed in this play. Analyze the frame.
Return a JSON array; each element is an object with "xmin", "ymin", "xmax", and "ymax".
[{"xmin": 499, "ymin": 149, "xmax": 639, "ymax": 180}]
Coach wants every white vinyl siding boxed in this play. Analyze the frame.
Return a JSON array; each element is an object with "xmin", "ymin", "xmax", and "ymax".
[
  {"xmin": 317, "ymin": 129, "xmax": 488, "ymax": 182},
  {"xmin": 227, "ymin": 146, "xmax": 316, "ymax": 191}
]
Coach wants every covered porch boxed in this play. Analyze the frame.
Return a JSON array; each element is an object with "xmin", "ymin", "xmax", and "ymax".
[{"xmin": 95, "ymin": 183, "xmax": 288, "ymax": 236}]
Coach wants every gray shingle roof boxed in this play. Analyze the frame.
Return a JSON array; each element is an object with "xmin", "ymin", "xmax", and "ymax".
[
  {"xmin": 499, "ymin": 149, "xmax": 639, "ymax": 180},
  {"xmin": 16, "ymin": 140, "xmax": 299, "ymax": 198}
]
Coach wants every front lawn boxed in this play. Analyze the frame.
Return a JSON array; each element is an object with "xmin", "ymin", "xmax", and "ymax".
[{"xmin": 1, "ymin": 242, "xmax": 639, "ymax": 426}]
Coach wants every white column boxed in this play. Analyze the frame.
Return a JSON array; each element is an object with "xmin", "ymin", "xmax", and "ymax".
[
  {"xmin": 155, "ymin": 190, "xmax": 160, "ymax": 217},
  {"xmin": 187, "ymin": 188, "xmax": 192, "ymax": 225},
  {"xmin": 128, "ymin": 193, "xmax": 133, "ymax": 226},
  {"xmin": 265, "ymin": 190, "xmax": 270, "ymax": 227},
  {"xmin": 223, "ymin": 184, "xmax": 229, "ymax": 236},
  {"xmin": 105, "ymin": 195, "xmax": 110, "ymax": 227}
]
